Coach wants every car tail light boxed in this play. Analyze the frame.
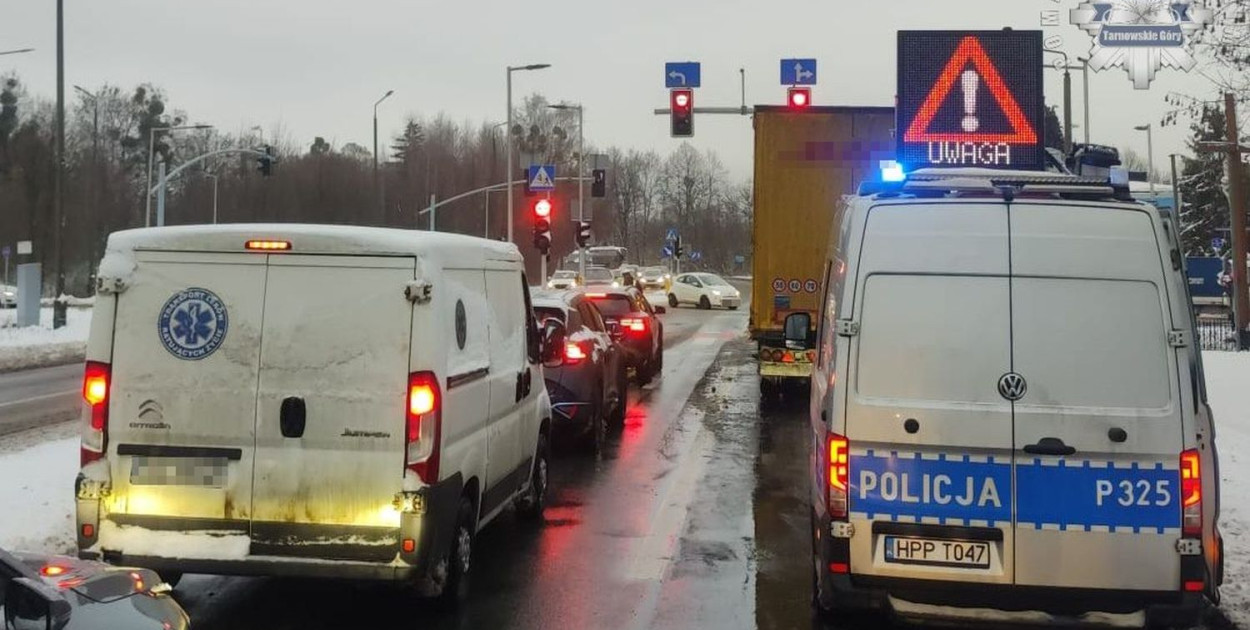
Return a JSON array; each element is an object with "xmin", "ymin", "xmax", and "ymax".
[
  {"xmin": 827, "ymin": 432, "xmax": 849, "ymax": 519},
  {"xmin": 81, "ymin": 361, "xmax": 110, "ymax": 466},
  {"xmin": 565, "ymin": 342, "xmax": 588, "ymax": 364},
  {"xmin": 782, "ymin": 351, "xmax": 795, "ymax": 363},
  {"xmin": 621, "ymin": 317, "xmax": 649, "ymax": 334},
  {"xmin": 1181, "ymin": 449, "xmax": 1201, "ymax": 536},
  {"xmin": 406, "ymin": 372, "xmax": 442, "ymax": 484},
  {"xmin": 245, "ymin": 239, "xmax": 292, "ymax": 251}
]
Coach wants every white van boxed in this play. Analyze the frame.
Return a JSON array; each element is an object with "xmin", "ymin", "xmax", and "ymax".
[
  {"xmin": 810, "ymin": 171, "xmax": 1223, "ymax": 627},
  {"xmin": 74, "ymin": 224, "xmax": 559, "ymax": 603}
]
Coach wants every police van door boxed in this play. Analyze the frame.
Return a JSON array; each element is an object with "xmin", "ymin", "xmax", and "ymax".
[
  {"xmin": 845, "ymin": 202, "xmax": 1015, "ymax": 585},
  {"xmin": 1009, "ymin": 204, "xmax": 1184, "ymax": 590}
]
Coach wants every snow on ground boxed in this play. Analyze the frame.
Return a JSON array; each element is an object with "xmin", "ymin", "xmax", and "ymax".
[
  {"xmin": 0, "ymin": 420, "xmax": 80, "ymax": 556},
  {"xmin": 0, "ymin": 307, "xmax": 91, "ymax": 372},
  {"xmin": 1204, "ymin": 352, "xmax": 1250, "ymax": 627}
]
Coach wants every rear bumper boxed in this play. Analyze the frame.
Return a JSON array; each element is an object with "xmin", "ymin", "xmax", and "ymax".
[{"xmin": 760, "ymin": 361, "xmax": 812, "ymax": 378}]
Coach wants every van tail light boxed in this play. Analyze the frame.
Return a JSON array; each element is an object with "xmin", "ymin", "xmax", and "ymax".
[
  {"xmin": 1181, "ymin": 449, "xmax": 1202, "ymax": 537},
  {"xmin": 564, "ymin": 342, "xmax": 588, "ymax": 365},
  {"xmin": 406, "ymin": 372, "xmax": 442, "ymax": 484},
  {"xmin": 245, "ymin": 239, "xmax": 292, "ymax": 251},
  {"xmin": 620, "ymin": 317, "xmax": 649, "ymax": 334},
  {"xmin": 827, "ymin": 432, "xmax": 849, "ymax": 519},
  {"xmin": 81, "ymin": 361, "xmax": 110, "ymax": 467}
]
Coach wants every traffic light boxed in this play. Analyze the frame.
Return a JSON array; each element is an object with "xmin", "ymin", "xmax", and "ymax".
[
  {"xmin": 787, "ymin": 87, "xmax": 812, "ymax": 109},
  {"xmin": 592, "ymin": 169, "xmax": 606, "ymax": 198},
  {"xmin": 674, "ymin": 236, "xmax": 684, "ymax": 259},
  {"xmin": 532, "ymin": 198, "xmax": 553, "ymax": 253},
  {"xmin": 670, "ymin": 89, "xmax": 694, "ymax": 138},
  {"xmin": 256, "ymin": 145, "xmax": 275, "ymax": 177},
  {"xmin": 576, "ymin": 221, "xmax": 592, "ymax": 248}
]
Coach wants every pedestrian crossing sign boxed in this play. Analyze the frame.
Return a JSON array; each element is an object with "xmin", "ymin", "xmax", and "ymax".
[{"xmin": 528, "ymin": 165, "xmax": 556, "ymax": 192}]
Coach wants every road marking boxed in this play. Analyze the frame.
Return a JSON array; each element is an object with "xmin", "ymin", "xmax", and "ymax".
[{"xmin": 0, "ymin": 389, "xmax": 78, "ymax": 409}]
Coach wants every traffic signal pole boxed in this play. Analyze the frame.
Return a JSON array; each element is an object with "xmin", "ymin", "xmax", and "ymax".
[
  {"xmin": 1226, "ymin": 92, "xmax": 1250, "ymax": 349},
  {"xmin": 577, "ymin": 105, "xmax": 586, "ymax": 280}
]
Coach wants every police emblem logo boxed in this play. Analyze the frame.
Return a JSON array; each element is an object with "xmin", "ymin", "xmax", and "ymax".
[{"xmin": 158, "ymin": 288, "xmax": 229, "ymax": 360}]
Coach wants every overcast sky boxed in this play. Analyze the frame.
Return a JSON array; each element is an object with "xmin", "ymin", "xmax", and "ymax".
[{"xmin": 1, "ymin": 0, "xmax": 1225, "ymax": 180}]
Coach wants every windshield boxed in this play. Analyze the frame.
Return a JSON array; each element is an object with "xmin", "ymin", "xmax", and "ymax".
[
  {"xmin": 587, "ymin": 296, "xmax": 634, "ymax": 317},
  {"xmin": 552, "ymin": 271, "xmax": 576, "ymax": 279},
  {"xmin": 584, "ymin": 268, "xmax": 613, "ymax": 282},
  {"xmin": 642, "ymin": 267, "xmax": 664, "ymax": 277},
  {"xmin": 699, "ymin": 274, "xmax": 732, "ymax": 287}
]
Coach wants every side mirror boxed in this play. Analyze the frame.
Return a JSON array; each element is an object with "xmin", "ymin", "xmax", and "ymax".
[
  {"xmin": 654, "ymin": 306, "xmax": 667, "ymax": 315},
  {"xmin": 784, "ymin": 312, "xmax": 812, "ymax": 350},
  {"xmin": 540, "ymin": 318, "xmax": 567, "ymax": 366},
  {"xmin": 4, "ymin": 577, "xmax": 71, "ymax": 630}
]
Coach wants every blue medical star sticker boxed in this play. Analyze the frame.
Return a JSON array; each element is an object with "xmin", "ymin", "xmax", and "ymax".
[{"xmin": 172, "ymin": 303, "xmax": 214, "ymax": 346}]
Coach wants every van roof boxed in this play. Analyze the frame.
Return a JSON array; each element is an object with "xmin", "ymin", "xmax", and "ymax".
[
  {"xmin": 105, "ymin": 224, "xmax": 522, "ymax": 266},
  {"xmin": 860, "ymin": 168, "xmax": 1136, "ymax": 204}
]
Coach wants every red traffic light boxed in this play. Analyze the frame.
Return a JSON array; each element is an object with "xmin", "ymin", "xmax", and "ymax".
[
  {"xmin": 787, "ymin": 87, "xmax": 811, "ymax": 109},
  {"xmin": 671, "ymin": 89, "xmax": 693, "ymax": 111},
  {"xmin": 534, "ymin": 199, "xmax": 552, "ymax": 218}
]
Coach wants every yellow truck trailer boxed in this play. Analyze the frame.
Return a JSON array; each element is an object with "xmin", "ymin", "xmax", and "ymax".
[{"xmin": 751, "ymin": 106, "xmax": 895, "ymax": 394}]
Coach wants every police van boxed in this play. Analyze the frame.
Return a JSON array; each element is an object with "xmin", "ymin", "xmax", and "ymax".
[
  {"xmin": 809, "ymin": 170, "xmax": 1223, "ymax": 627},
  {"xmin": 75, "ymin": 225, "xmax": 559, "ymax": 604}
]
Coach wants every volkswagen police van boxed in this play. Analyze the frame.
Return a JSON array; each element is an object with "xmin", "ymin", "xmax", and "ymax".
[{"xmin": 809, "ymin": 170, "xmax": 1223, "ymax": 627}]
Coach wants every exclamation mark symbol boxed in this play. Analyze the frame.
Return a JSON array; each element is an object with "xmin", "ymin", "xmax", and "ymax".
[{"xmin": 961, "ymin": 69, "xmax": 980, "ymax": 133}]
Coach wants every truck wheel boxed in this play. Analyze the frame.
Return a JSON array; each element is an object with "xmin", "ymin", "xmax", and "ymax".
[
  {"xmin": 668, "ymin": 293, "xmax": 679, "ymax": 308},
  {"xmin": 436, "ymin": 498, "xmax": 475, "ymax": 609},
  {"xmin": 699, "ymin": 295, "xmax": 712, "ymax": 310},
  {"xmin": 516, "ymin": 434, "xmax": 550, "ymax": 520}
]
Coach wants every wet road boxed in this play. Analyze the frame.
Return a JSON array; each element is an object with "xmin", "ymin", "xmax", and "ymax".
[
  {"xmin": 0, "ymin": 363, "xmax": 80, "ymax": 435},
  {"xmin": 167, "ymin": 283, "xmax": 893, "ymax": 630}
]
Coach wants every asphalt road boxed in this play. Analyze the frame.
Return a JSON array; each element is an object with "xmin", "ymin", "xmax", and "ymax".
[{"xmin": 0, "ymin": 363, "xmax": 81, "ymax": 436}]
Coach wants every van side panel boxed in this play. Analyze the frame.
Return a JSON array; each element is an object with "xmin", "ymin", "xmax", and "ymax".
[
  {"xmin": 438, "ymin": 268, "xmax": 492, "ymax": 497},
  {"xmin": 482, "ymin": 269, "xmax": 529, "ymax": 514},
  {"xmin": 105, "ymin": 252, "xmax": 267, "ymax": 528},
  {"xmin": 250, "ymin": 255, "xmax": 413, "ymax": 558},
  {"xmin": 1010, "ymin": 205, "xmax": 1183, "ymax": 590}
]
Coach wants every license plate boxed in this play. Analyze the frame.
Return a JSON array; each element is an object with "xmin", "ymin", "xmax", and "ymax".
[
  {"xmin": 883, "ymin": 536, "xmax": 990, "ymax": 569},
  {"xmin": 130, "ymin": 456, "xmax": 227, "ymax": 487}
]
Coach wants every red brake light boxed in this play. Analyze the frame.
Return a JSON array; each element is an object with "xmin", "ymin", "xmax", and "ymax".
[
  {"xmin": 564, "ymin": 343, "xmax": 588, "ymax": 364},
  {"xmin": 40, "ymin": 565, "xmax": 67, "ymax": 577},
  {"xmin": 586, "ymin": 293, "xmax": 608, "ymax": 298},
  {"xmin": 81, "ymin": 361, "xmax": 110, "ymax": 466},
  {"xmin": 827, "ymin": 432, "xmax": 849, "ymax": 519},
  {"xmin": 1181, "ymin": 449, "xmax": 1201, "ymax": 536},
  {"xmin": 406, "ymin": 372, "xmax": 442, "ymax": 484},
  {"xmin": 245, "ymin": 240, "xmax": 291, "ymax": 251},
  {"xmin": 621, "ymin": 317, "xmax": 649, "ymax": 334}
]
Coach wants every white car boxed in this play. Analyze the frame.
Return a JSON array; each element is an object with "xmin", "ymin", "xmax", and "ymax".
[
  {"xmin": 76, "ymin": 224, "xmax": 561, "ymax": 606},
  {"xmin": 667, "ymin": 273, "xmax": 741, "ymax": 310},
  {"xmin": 547, "ymin": 270, "xmax": 580, "ymax": 290},
  {"xmin": 810, "ymin": 170, "xmax": 1222, "ymax": 627},
  {"xmin": 0, "ymin": 284, "xmax": 14, "ymax": 308}
]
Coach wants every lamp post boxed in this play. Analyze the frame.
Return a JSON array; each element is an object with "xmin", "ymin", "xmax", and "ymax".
[
  {"xmin": 373, "ymin": 90, "xmax": 394, "ymax": 217},
  {"xmin": 1078, "ymin": 57, "xmax": 1091, "ymax": 146},
  {"xmin": 1043, "ymin": 50, "xmax": 1074, "ymax": 155},
  {"xmin": 53, "ymin": 0, "xmax": 66, "ymax": 328},
  {"xmin": 506, "ymin": 64, "xmax": 551, "ymax": 246},
  {"xmin": 548, "ymin": 103, "xmax": 585, "ymax": 278},
  {"xmin": 145, "ymin": 124, "xmax": 213, "ymax": 227},
  {"xmin": 1134, "ymin": 123, "xmax": 1155, "ymax": 196},
  {"xmin": 205, "ymin": 173, "xmax": 219, "ymax": 224}
]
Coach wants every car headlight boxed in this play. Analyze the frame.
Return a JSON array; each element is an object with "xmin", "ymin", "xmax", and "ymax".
[
  {"xmin": 712, "ymin": 290, "xmax": 722, "ymax": 296},
  {"xmin": 612, "ymin": 282, "xmax": 620, "ymax": 287}
]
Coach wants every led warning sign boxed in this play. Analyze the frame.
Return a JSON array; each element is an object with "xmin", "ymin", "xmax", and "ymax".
[{"xmin": 897, "ymin": 30, "xmax": 1045, "ymax": 171}]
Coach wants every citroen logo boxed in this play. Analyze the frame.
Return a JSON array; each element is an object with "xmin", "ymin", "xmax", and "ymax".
[{"xmin": 998, "ymin": 372, "xmax": 1027, "ymax": 401}]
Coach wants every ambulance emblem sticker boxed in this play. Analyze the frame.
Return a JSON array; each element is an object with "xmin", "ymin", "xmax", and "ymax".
[{"xmin": 158, "ymin": 288, "xmax": 229, "ymax": 360}]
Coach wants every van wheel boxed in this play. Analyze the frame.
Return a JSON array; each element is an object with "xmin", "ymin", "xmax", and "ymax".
[
  {"xmin": 699, "ymin": 295, "xmax": 712, "ymax": 310},
  {"xmin": 516, "ymin": 434, "xmax": 550, "ymax": 520},
  {"xmin": 667, "ymin": 293, "xmax": 679, "ymax": 308},
  {"xmin": 435, "ymin": 498, "xmax": 475, "ymax": 608}
]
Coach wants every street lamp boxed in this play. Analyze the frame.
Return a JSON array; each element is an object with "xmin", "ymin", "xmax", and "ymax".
[
  {"xmin": 145, "ymin": 124, "xmax": 213, "ymax": 227},
  {"xmin": 548, "ymin": 103, "xmax": 586, "ymax": 278},
  {"xmin": 1078, "ymin": 56, "xmax": 1092, "ymax": 146},
  {"xmin": 1134, "ymin": 123, "xmax": 1155, "ymax": 196},
  {"xmin": 373, "ymin": 90, "xmax": 394, "ymax": 216},
  {"xmin": 506, "ymin": 63, "xmax": 551, "ymax": 245}
]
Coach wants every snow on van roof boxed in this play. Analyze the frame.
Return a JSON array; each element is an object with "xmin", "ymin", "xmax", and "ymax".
[{"xmin": 105, "ymin": 224, "xmax": 521, "ymax": 264}]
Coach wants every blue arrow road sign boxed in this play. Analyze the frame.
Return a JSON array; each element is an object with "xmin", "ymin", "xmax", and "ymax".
[
  {"xmin": 528, "ymin": 165, "xmax": 557, "ymax": 191},
  {"xmin": 662, "ymin": 246, "xmax": 674, "ymax": 259},
  {"xmin": 690, "ymin": 251, "xmax": 702, "ymax": 262},
  {"xmin": 665, "ymin": 62, "xmax": 701, "ymax": 88},
  {"xmin": 781, "ymin": 58, "xmax": 817, "ymax": 85},
  {"xmin": 665, "ymin": 228, "xmax": 679, "ymax": 242}
]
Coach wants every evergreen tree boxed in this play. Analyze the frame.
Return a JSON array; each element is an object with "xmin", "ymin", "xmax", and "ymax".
[
  {"xmin": 1177, "ymin": 106, "xmax": 1245, "ymax": 256},
  {"xmin": 390, "ymin": 120, "xmax": 424, "ymax": 165}
]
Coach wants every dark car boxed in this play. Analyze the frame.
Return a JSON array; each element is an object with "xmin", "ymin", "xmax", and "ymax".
[
  {"xmin": 532, "ymin": 290, "xmax": 628, "ymax": 453},
  {"xmin": 0, "ymin": 548, "xmax": 189, "ymax": 630},
  {"xmin": 584, "ymin": 288, "xmax": 665, "ymax": 385}
]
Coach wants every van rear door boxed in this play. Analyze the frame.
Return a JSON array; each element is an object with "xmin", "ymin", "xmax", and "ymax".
[
  {"xmin": 845, "ymin": 203, "xmax": 1015, "ymax": 585},
  {"xmin": 108, "ymin": 251, "xmax": 267, "ymax": 529},
  {"xmin": 1010, "ymin": 204, "xmax": 1184, "ymax": 590},
  {"xmin": 249, "ymin": 255, "xmax": 415, "ymax": 560}
]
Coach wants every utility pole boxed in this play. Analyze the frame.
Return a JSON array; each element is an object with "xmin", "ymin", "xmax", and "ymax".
[
  {"xmin": 52, "ymin": 0, "xmax": 66, "ymax": 329},
  {"xmin": 1227, "ymin": 92, "xmax": 1250, "ymax": 349}
]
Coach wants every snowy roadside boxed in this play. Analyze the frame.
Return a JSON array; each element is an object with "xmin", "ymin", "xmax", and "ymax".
[
  {"xmin": 1203, "ymin": 352, "xmax": 1250, "ymax": 628},
  {"xmin": 0, "ymin": 307, "xmax": 91, "ymax": 372}
]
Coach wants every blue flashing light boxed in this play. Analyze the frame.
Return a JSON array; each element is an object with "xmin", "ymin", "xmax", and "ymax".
[{"xmin": 880, "ymin": 160, "xmax": 906, "ymax": 183}]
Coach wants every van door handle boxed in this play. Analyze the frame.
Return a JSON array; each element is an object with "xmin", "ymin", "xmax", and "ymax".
[
  {"xmin": 280, "ymin": 397, "xmax": 306, "ymax": 439},
  {"xmin": 1023, "ymin": 437, "xmax": 1076, "ymax": 457}
]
